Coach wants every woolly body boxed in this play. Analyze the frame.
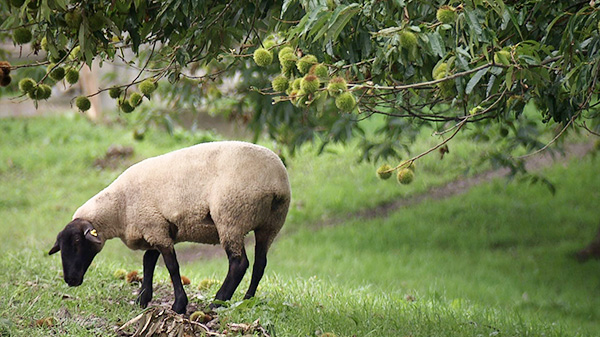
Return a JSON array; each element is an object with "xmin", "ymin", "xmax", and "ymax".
[{"xmin": 73, "ymin": 141, "xmax": 290, "ymax": 258}]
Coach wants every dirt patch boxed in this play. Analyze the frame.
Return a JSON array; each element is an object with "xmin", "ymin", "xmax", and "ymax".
[
  {"xmin": 117, "ymin": 283, "xmax": 271, "ymax": 337},
  {"xmin": 176, "ymin": 244, "xmax": 226, "ymax": 264},
  {"xmin": 176, "ymin": 237, "xmax": 253, "ymax": 264},
  {"xmin": 576, "ymin": 226, "xmax": 600, "ymax": 262},
  {"xmin": 130, "ymin": 283, "xmax": 210, "ymax": 315},
  {"xmin": 94, "ymin": 144, "xmax": 135, "ymax": 169},
  {"xmin": 117, "ymin": 307, "xmax": 270, "ymax": 337}
]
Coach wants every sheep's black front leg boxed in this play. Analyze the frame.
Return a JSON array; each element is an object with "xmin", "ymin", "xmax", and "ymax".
[
  {"xmin": 159, "ymin": 247, "xmax": 188, "ymax": 314},
  {"xmin": 214, "ymin": 247, "xmax": 249, "ymax": 302},
  {"xmin": 137, "ymin": 249, "xmax": 160, "ymax": 308}
]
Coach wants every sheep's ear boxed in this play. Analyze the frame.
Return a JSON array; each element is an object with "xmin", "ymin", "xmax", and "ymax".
[
  {"xmin": 84, "ymin": 228, "xmax": 102, "ymax": 245},
  {"xmin": 79, "ymin": 219, "xmax": 102, "ymax": 245},
  {"xmin": 48, "ymin": 240, "xmax": 60, "ymax": 255}
]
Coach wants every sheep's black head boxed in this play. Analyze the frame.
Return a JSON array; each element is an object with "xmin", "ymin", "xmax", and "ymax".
[{"xmin": 48, "ymin": 219, "xmax": 103, "ymax": 287}]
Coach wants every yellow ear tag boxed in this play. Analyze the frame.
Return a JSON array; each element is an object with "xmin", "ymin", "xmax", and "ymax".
[{"xmin": 90, "ymin": 229, "xmax": 98, "ymax": 237}]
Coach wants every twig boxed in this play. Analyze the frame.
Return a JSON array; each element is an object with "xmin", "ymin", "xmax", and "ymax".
[
  {"xmin": 340, "ymin": 58, "xmax": 376, "ymax": 70},
  {"xmin": 383, "ymin": 116, "xmax": 470, "ymax": 173},
  {"xmin": 517, "ymin": 111, "xmax": 580, "ymax": 159},
  {"xmin": 227, "ymin": 41, "xmax": 288, "ymax": 58},
  {"xmin": 580, "ymin": 121, "xmax": 600, "ymax": 137},
  {"xmin": 206, "ymin": 0, "xmax": 234, "ymax": 31},
  {"xmin": 352, "ymin": 63, "xmax": 495, "ymax": 91},
  {"xmin": 350, "ymin": 55, "xmax": 562, "ymax": 93},
  {"xmin": 188, "ymin": 320, "xmax": 223, "ymax": 336},
  {"xmin": 249, "ymin": 10, "xmax": 262, "ymax": 50},
  {"xmin": 128, "ymin": 42, "xmax": 158, "ymax": 91},
  {"xmin": 433, "ymin": 120, "xmax": 465, "ymax": 136},
  {"xmin": 10, "ymin": 61, "xmax": 51, "ymax": 70}
]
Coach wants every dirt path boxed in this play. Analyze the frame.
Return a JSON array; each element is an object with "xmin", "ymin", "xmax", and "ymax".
[
  {"xmin": 347, "ymin": 142, "xmax": 594, "ymax": 223},
  {"xmin": 177, "ymin": 142, "xmax": 595, "ymax": 263}
]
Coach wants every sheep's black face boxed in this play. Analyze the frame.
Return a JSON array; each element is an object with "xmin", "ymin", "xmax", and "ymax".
[{"xmin": 49, "ymin": 219, "xmax": 103, "ymax": 287}]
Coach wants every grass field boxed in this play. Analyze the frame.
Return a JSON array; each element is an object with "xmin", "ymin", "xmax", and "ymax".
[{"xmin": 1, "ymin": 113, "xmax": 599, "ymax": 336}]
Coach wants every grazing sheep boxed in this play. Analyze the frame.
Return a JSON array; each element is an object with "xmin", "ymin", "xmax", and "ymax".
[{"xmin": 49, "ymin": 141, "xmax": 291, "ymax": 314}]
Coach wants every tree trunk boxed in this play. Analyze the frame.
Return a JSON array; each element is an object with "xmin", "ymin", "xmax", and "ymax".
[{"xmin": 79, "ymin": 62, "xmax": 102, "ymax": 121}]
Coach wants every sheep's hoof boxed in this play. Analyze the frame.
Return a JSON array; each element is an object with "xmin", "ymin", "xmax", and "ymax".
[
  {"xmin": 172, "ymin": 305, "xmax": 186, "ymax": 314},
  {"xmin": 136, "ymin": 289, "xmax": 152, "ymax": 308},
  {"xmin": 208, "ymin": 300, "xmax": 228, "ymax": 310},
  {"xmin": 172, "ymin": 299, "xmax": 188, "ymax": 314},
  {"xmin": 137, "ymin": 298, "xmax": 149, "ymax": 308}
]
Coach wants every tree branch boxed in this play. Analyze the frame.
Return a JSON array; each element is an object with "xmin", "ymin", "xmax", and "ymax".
[
  {"xmin": 350, "ymin": 63, "xmax": 495, "ymax": 91},
  {"xmin": 517, "ymin": 111, "xmax": 580, "ymax": 160},
  {"xmin": 580, "ymin": 121, "xmax": 600, "ymax": 137},
  {"xmin": 383, "ymin": 116, "xmax": 471, "ymax": 173}
]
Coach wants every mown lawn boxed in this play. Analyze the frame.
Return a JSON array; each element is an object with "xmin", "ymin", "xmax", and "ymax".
[{"xmin": 1, "ymin": 114, "xmax": 599, "ymax": 336}]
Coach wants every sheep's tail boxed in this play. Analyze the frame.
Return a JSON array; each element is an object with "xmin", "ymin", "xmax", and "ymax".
[
  {"xmin": 271, "ymin": 193, "xmax": 289, "ymax": 212},
  {"xmin": 270, "ymin": 193, "xmax": 290, "ymax": 227},
  {"xmin": 260, "ymin": 192, "xmax": 290, "ymax": 248}
]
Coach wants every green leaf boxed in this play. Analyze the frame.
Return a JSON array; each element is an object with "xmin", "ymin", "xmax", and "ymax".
[
  {"xmin": 455, "ymin": 50, "xmax": 470, "ymax": 70},
  {"xmin": 504, "ymin": 8, "xmax": 523, "ymax": 40},
  {"xmin": 505, "ymin": 66, "xmax": 514, "ymax": 90},
  {"xmin": 78, "ymin": 22, "xmax": 87, "ymax": 61},
  {"xmin": 464, "ymin": 9, "xmax": 483, "ymax": 35},
  {"xmin": 465, "ymin": 67, "xmax": 489, "ymax": 95},
  {"xmin": 310, "ymin": 11, "xmax": 333, "ymax": 42},
  {"xmin": 483, "ymin": 0, "xmax": 505, "ymax": 15},
  {"xmin": 0, "ymin": 15, "xmax": 16, "ymax": 30},
  {"xmin": 486, "ymin": 74, "xmax": 496, "ymax": 97},
  {"xmin": 53, "ymin": 0, "xmax": 67, "ymax": 11},
  {"xmin": 373, "ymin": 26, "xmax": 402, "ymax": 36},
  {"xmin": 518, "ymin": 55, "xmax": 540, "ymax": 66},
  {"xmin": 327, "ymin": 3, "xmax": 360, "ymax": 43},
  {"xmin": 428, "ymin": 32, "xmax": 444, "ymax": 58},
  {"xmin": 40, "ymin": 1, "xmax": 52, "ymax": 21},
  {"xmin": 282, "ymin": 0, "xmax": 295, "ymax": 16},
  {"xmin": 301, "ymin": 6, "xmax": 328, "ymax": 38}
]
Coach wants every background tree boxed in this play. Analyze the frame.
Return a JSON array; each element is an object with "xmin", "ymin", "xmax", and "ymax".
[{"xmin": 1, "ymin": 0, "xmax": 599, "ymax": 177}]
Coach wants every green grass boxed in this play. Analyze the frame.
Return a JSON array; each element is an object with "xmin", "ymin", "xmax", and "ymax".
[
  {"xmin": 1, "ymin": 114, "xmax": 599, "ymax": 336},
  {"xmin": 283, "ymin": 135, "xmax": 495, "ymax": 227},
  {"xmin": 188, "ymin": 155, "xmax": 600, "ymax": 336},
  {"xmin": 270, "ymin": 157, "xmax": 600, "ymax": 333}
]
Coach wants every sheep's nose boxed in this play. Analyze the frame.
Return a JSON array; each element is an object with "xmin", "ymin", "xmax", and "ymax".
[{"xmin": 65, "ymin": 277, "xmax": 82, "ymax": 287}]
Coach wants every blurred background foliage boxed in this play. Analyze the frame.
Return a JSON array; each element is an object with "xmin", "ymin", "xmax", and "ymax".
[{"xmin": 0, "ymin": 0, "xmax": 599, "ymax": 169}]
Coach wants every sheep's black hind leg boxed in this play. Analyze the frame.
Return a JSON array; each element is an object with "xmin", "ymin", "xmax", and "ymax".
[
  {"xmin": 214, "ymin": 247, "xmax": 249, "ymax": 302},
  {"xmin": 244, "ymin": 233, "xmax": 269, "ymax": 299},
  {"xmin": 159, "ymin": 247, "xmax": 188, "ymax": 314},
  {"xmin": 137, "ymin": 249, "xmax": 160, "ymax": 308}
]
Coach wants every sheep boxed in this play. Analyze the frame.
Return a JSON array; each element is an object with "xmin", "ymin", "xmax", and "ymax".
[{"xmin": 48, "ymin": 141, "xmax": 291, "ymax": 314}]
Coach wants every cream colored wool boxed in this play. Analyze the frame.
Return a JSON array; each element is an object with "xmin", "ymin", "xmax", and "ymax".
[{"xmin": 73, "ymin": 141, "xmax": 291, "ymax": 258}]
